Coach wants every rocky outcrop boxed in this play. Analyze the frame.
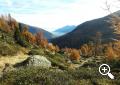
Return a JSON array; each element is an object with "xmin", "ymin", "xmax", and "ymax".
[{"xmin": 14, "ymin": 55, "xmax": 51, "ymax": 68}]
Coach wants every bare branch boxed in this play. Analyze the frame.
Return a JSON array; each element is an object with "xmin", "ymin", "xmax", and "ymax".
[{"xmin": 105, "ymin": 0, "xmax": 112, "ymax": 13}]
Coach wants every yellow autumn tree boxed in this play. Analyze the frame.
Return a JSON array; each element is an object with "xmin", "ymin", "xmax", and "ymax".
[
  {"xmin": 0, "ymin": 16, "xmax": 11, "ymax": 32},
  {"xmin": 105, "ymin": 42, "xmax": 117, "ymax": 60},
  {"xmin": 70, "ymin": 49, "xmax": 80, "ymax": 61},
  {"xmin": 47, "ymin": 43, "xmax": 55, "ymax": 52},
  {"xmin": 22, "ymin": 25, "xmax": 36, "ymax": 44},
  {"xmin": 80, "ymin": 44, "xmax": 90, "ymax": 57},
  {"xmin": 55, "ymin": 45, "xmax": 60, "ymax": 52}
]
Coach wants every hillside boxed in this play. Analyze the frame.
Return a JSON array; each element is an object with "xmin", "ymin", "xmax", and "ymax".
[
  {"xmin": 51, "ymin": 11, "xmax": 120, "ymax": 48},
  {"xmin": 20, "ymin": 23, "xmax": 55, "ymax": 39},
  {"xmin": 0, "ymin": 14, "xmax": 120, "ymax": 85},
  {"xmin": 52, "ymin": 25, "xmax": 76, "ymax": 36}
]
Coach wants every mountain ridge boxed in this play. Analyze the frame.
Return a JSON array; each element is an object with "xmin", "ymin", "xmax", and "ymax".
[
  {"xmin": 20, "ymin": 23, "xmax": 55, "ymax": 39},
  {"xmin": 51, "ymin": 11, "xmax": 120, "ymax": 48}
]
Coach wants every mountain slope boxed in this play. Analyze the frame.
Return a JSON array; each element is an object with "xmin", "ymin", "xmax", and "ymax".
[
  {"xmin": 20, "ymin": 23, "xmax": 55, "ymax": 39},
  {"xmin": 51, "ymin": 11, "xmax": 120, "ymax": 48},
  {"xmin": 53, "ymin": 25, "xmax": 76, "ymax": 36}
]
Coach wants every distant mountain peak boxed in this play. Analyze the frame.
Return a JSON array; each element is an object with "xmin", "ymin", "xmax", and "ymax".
[{"xmin": 52, "ymin": 25, "xmax": 76, "ymax": 36}]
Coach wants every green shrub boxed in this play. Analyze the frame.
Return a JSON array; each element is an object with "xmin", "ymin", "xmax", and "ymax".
[
  {"xmin": 0, "ymin": 67, "xmax": 75, "ymax": 85},
  {"xmin": 0, "ymin": 43, "xmax": 18, "ymax": 56},
  {"xmin": 28, "ymin": 48, "xmax": 45, "ymax": 55},
  {"xmin": 14, "ymin": 27, "xmax": 30, "ymax": 47},
  {"xmin": 103, "ymin": 59, "xmax": 120, "ymax": 69},
  {"xmin": 45, "ymin": 52, "xmax": 69, "ymax": 70},
  {"xmin": 0, "ymin": 67, "xmax": 120, "ymax": 85}
]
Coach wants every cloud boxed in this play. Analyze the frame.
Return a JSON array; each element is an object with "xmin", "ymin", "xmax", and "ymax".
[
  {"xmin": 0, "ymin": 0, "xmax": 76, "ymax": 14},
  {"xmin": 0, "ymin": 0, "xmax": 119, "ymax": 31}
]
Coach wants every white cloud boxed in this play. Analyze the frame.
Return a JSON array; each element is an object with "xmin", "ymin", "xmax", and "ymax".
[
  {"xmin": 5, "ymin": 0, "xmax": 12, "ymax": 6},
  {"xmin": 1, "ymin": 0, "xmax": 120, "ymax": 31}
]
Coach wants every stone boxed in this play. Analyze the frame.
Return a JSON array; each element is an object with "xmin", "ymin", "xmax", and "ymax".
[{"xmin": 26, "ymin": 55, "xmax": 51, "ymax": 68}]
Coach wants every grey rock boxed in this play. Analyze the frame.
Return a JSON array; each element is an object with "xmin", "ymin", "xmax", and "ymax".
[
  {"xmin": 26, "ymin": 55, "xmax": 51, "ymax": 68},
  {"xmin": 14, "ymin": 55, "xmax": 51, "ymax": 68}
]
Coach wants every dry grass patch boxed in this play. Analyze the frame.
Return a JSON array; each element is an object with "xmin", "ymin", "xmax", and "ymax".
[{"xmin": 0, "ymin": 52, "xmax": 28, "ymax": 72}]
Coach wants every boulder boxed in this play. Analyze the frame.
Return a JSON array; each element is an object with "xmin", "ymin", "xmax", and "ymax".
[
  {"xmin": 14, "ymin": 55, "xmax": 51, "ymax": 68},
  {"xmin": 27, "ymin": 55, "xmax": 51, "ymax": 68}
]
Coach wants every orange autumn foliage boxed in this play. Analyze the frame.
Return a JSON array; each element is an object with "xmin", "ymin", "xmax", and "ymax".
[
  {"xmin": 105, "ymin": 46, "xmax": 117, "ymax": 60},
  {"xmin": 22, "ymin": 25, "xmax": 36, "ymax": 44},
  {"xmin": 0, "ymin": 16, "xmax": 11, "ymax": 32},
  {"xmin": 55, "ymin": 45, "xmax": 60, "ymax": 52},
  {"xmin": 22, "ymin": 31, "xmax": 36, "ymax": 44},
  {"xmin": 47, "ymin": 43, "xmax": 55, "ymax": 51},
  {"xmin": 70, "ymin": 49, "xmax": 80, "ymax": 61},
  {"xmin": 0, "ymin": 15, "xmax": 18, "ymax": 33},
  {"xmin": 63, "ymin": 48, "xmax": 72, "ymax": 53},
  {"xmin": 35, "ymin": 32, "xmax": 48, "ymax": 48},
  {"xmin": 80, "ymin": 44, "xmax": 94, "ymax": 57},
  {"xmin": 40, "ymin": 39, "xmax": 48, "ymax": 48},
  {"xmin": 35, "ymin": 32, "xmax": 44, "ymax": 45}
]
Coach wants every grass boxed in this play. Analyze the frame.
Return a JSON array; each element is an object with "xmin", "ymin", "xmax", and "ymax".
[
  {"xmin": 0, "ymin": 31, "xmax": 28, "ymax": 56},
  {"xmin": 0, "ymin": 53, "xmax": 28, "ymax": 73},
  {"xmin": 0, "ymin": 67, "xmax": 120, "ymax": 85},
  {"xmin": 0, "ymin": 46, "xmax": 120, "ymax": 85},
  {"xmin": 28, "ymin": 48, "xmax": 45, "ymax": 55},
  {"xmin": 0, "ymin": 42, "xmax": 18, "ymax": 56},
  {"xmin": 45, "ymin": 52, "xmax": 70, "ymax": 70},
  {"xmin": 27, "ymin": 48, "xmax": 70, "ymax": 70},
  {"xmin": 0, "ymin": 47, "xmax": 120, "ymax": 85}
]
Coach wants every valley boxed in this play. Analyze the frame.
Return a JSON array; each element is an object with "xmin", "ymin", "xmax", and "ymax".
[
  {"xmin": 0, "ymin": 0, "xmax": 120, "ymax": 83},
  {"xmin": 0, "ymin": 12, "xmax": 120, "ymax": 85}
]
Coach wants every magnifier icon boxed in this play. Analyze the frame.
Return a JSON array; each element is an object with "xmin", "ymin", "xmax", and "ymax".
[{"xmin": 99, "ymin": 64, "xmax": 114, "ymax": 79}]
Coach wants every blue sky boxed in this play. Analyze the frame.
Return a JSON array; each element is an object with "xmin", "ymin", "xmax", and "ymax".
[{"xmin": 0, "ymin": 0, "xmax": 119, "ymax": 31}]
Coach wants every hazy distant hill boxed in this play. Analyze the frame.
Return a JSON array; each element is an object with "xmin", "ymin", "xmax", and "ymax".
[
  {"xmin": 51, "ymin": 10, "xmax": 120, "ymax": 48},
  {"xmin": 20, "ymin": 23, "xmax": 55, "ymax": 39},
  {"xmin": 52, "ymin": 25, "xmax": 76, "ymax": 36}
]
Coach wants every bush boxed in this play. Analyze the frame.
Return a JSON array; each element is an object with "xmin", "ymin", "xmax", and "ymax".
[
  {"xmin": 0, "ymin": 67, "xmax": 75, "ymax": 85},
  {"xmin": 14, "ymin": 27, "xmax": 30, "ymax": 47},
  {"xmin": 0, "ymin": 43, "xmax": 18, "ymax": 56},
  {"xmin": 104, "ymin": 59, "xmax": 120, "ymax": 69},
  {"xmin": 0, "ymin": 67, "xmax": 119, "ymax": 85},
  {"xmin": 28, "ymin": 48, "xmax": 44, "ymax": 55}
]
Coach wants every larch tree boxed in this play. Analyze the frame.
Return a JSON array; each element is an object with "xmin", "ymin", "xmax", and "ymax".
[
  {"xmin": 35, "ymin": 32, "xmax": 48, "ymax": 48},
  {"xmin": 35, "ymin": 32, "xmax": 44, "ymax": 45},
  {"xmin": 70, "ymin": 49, "xmax": 80, "ymax": 61},
  {"xmin": 21, "ymin": 25, "xmax": 36, "ymax": 44}
]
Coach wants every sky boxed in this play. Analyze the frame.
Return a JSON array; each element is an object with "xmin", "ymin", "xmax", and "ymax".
[{"xmin": 0, "ymin": 0, "xmax": 119, "ymax": 32}]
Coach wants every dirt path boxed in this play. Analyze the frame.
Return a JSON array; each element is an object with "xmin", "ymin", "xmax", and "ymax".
[{"xmin": 71, "ymin": 57, "xmax": 94, "ymax": 68}]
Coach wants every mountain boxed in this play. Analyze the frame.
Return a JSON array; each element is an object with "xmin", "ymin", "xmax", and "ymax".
[
  {"xmin": 51, "ymin": 10, "xmax": 120, "ymax": 48},
  {"xmin": 20, "ymin": 23, "xmax": 55, "ymax": 39},
  {"xmin": 52, "ymin": 25, "xmax": 76, "ymax": 36}
]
